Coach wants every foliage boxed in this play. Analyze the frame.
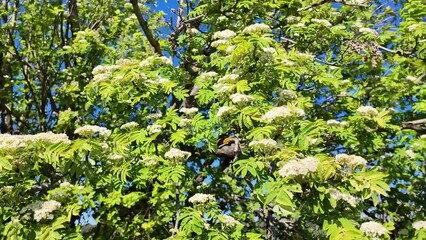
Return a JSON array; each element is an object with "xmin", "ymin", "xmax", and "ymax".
[{"xmin": 0, "ymin": 0, "xmax": 425, "ymax": 239}]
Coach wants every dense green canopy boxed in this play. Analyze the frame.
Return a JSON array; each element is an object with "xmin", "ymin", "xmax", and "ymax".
[{"xmin": 0, "ymin": 0, "xmax": 425, "ymax": 239}]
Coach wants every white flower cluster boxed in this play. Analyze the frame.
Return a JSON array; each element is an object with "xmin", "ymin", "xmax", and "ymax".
[
  {"xmin": 179, "ymin": 107, "xmax": 199, "ymax": 116},
  {"xmin": 243, "ymin": 23, "xmax": 271, "ymax": 33},
  {"xmin": 188, "ymin": 193, "xmax": 215, "ymax": 204},
  {"xmin": 311, "ymin": 19, "xmax": 332, "ymax": 27},
  {"xmin": 276, "ymin": 89, "xmax": 297, "ymax": 100},
  {"xmin": 230, "ymin": 93, "xmax": 254, "ymax": 104},
  {"xmin": 326, "ymin": 119, "xmax": 349, "ymax": 126},
  {"xmin": 281, "ymin": 59, "xmax": 296, "ymax": 66},
  {"xmin": 359, "ymin": 27, "xmax": 379, "ymax": 36},
  {"xmin": 179, "ymin": 118, "xmax": 192, "ymax": 128},
  {"xmin": 408, "ymin": 23, "xmax": 420, "ymax": 32},
  {"xmin": 360, "ymin": 221, "xmax": 388, "ymax": 237},
  {"xmin": 261, "ymin": 106, "xmax": 305, "ymax": 123},
  {"xmin": 213, "ymin": 83, "xmax": 232, "ymax": 93},
  {"xmin": 164, "ymin": 148, "xmax": 191, "ymax": 161},
  {"xmin": 109, "ymin": 154, "xmax": 124, "ymax": 160},
  {"xmin": 226, "ymin": 45, "xmax": 236, "ymax": 54},
  {"xmin": 211, "ymin": 39, "xmax": 228, "ymax": 48},
  {"xmin": 60, "ymin": 182, "xmax": 73, "ymax": 188},
  {"xmin": 413, "ymin": 221, "xmax": 426, "ymax": 230},
  {"xmin": 420, "ymin": 135, "xmax": 426, "ymax": 139},
  {"xmin": 91, "ymin": 65, "xmax": 120, "ymax": 83},
  {"xmin": 221, "ymin": 215, "xmax": 242, "ymax": 227},
  {"xmin": 212, "ymin": 29, "xmax": 236, "ymax": 40},
  {"xmin": 335, "ymin": 154, "xmax": 367, "ymax": 167},
  {"xmin": 0, "ymin": 132, "xmax": 71, "ymax": 150},
  {"xmin": 286, "ymin": 16, "xmax": 301, "ymax": 23},
  {"xmin": 199, "ymin": 71, "xmax": 218, "ymax": 80},
  {"xmin": 147, "ymin": 124, "xmax": 162, "ymax": 134},
  {"xmin": 187, "ymin": 28, "xmax": 200, "ymax": 35},
  {"xmin": 356, "ymin": 106, "xmax": 379, "ymax": 117},
  {"xmin": 329, "ymin": 189, "xmax": 357, "ymax": 207},
  {"xmin": 217, "ymin": 106, "xmax": 235, "ymax": 117},
  {"xmin": 120, "ymin": 121, "xmax": 139, "ymax": 130},
  {"xmin": 405, "ymin": 149, "xmax": 415, "ymax": 159},
  {"xmin": 279, "ymin": 157, "xmax": 319, "ymax": 178},
  {"xmin": 147, "ymin": 112, "xmax": 163, "ymax": 120},
  {"xmin": 141, "ymin": 156, "xmax": 158, "ymax": 166},
  {"xmin": 116, "ymin": 58, "xmax": 137, "ymax": 67},
  {"xmin": 139, "ymin": 56, "xmax": 172, "ymax": 67},
  {"xmin": 218, "ymin": 74, "xmax": 239, "ymax": 83},
  {"xmin": 262, "ymin": 47, "xmax": 276, "ymax": 54},
  {"xmin": 406, "ymin": 76, "xmax": 419, "ymax": 83},
  {"xmin": 74, "ymin": 125, "xmax": 111, "ymax": 138},
  {"xmin": 248, "ymin": 139, "xmax": 277, "ymax": 150},
  {"xmin": 21, "ymin": 200, "xmax": 61, "ymax": 222}
]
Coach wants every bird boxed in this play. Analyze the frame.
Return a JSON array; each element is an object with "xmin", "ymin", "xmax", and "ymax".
[{"xmin": 216, "ymin": 134, "xmax": 241, "ymax": 171}]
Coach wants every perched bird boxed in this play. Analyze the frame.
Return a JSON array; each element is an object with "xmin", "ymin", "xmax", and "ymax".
[{"xmin": 216, "ymin": 134, "xmax": 241, "ymax": 171}]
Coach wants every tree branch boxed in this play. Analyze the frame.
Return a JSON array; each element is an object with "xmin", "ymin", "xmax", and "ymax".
[{"xmin": 130, "ymin": 0, "xmax": 162, "ymax": 55}]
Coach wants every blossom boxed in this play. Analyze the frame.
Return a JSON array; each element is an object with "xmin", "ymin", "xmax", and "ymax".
[
  {"xmin": 261, "ymin": 106, "xmax": 291, "ymax": 123},
  {"xmin": 335, "ymin": 154, "xmax": 367, "ymax": 167},
  {"xmin": 413, "ymin": 221, "xmax": 426, "ymax": 230},
  {"xmin": 360, "ymin": 221, "xmax": 388, "ymax": 237},
  {"xmin": 179, "ymin": 107, "xmax": 199, "ymax": 116},
  {"xmin": 329, "ymin": 189, "xmax": 357, "ymax": 207},
  {"xmin": 212, "ymin": 29, "xmax": 236, "ymax": 39},
  {"xmin": 326, "ymin": 120, "xmax": 341, "ymax": 126},
  {"xmin": 248, "ymin": 139, "xmax": 277, "ymax": 150},
  {"xmin": 408, "ymin": 23, "xmax": 420, "ymax": 32},
  {"xmin": 220, "ymin": 215, "xmax": 242, "ymax": 227},
  {"xmin": 109, "ymin": 154, "xmax": 125, "ymax": 160},
  {"xmin": 281, "ymin": 59, "xmax": 296, "ymax": 66},
  {"xmin": 116, "ymin": 58, "xmax": 137, "ymax": 66},
  {"xmin": 164, "ymin": 148, "xmax": 191, "ymax": 161},
  {"xmin": 211, "ymin": 39, "xmax": 228, "ymax": 48},
  {"xmin": 243, "ymin": 23, "xmax": 271, "ymax": 33},
  {"xmin": 199, "ymin": 71, "xmax": 218, "ymax": 80},
  {"xmin": 311, "ymin": 19, "xmax": 332, "ymax": 27},
  {"xmin": 420, "ymin": 135, "xmax": 426, "ymax": 139},
  {"xmin": 188, "ymin": 193, "xmax": 215, "ymax": 203},
  {"xmin": 120, "ymin": 121, "xmax": 139, "ymax": 130},
  {"xmin": 147, "ymin": 124, "xmax": 162, "ymax": 134},
  {"xmin": 279, "ymin": 157, "xmax": 319, "ymax": 177},
  {"xmin": 0, "ymin": 132, "xmax": 71, "ymax": 150},
  {"xmin": 213, "ymin": 83, "xmax": 232, "ymax": 92},
  {"xmin": 60, "ymin": 182, "xmax": 73, "ymax": 188},
  {"xmin": 187, "ymin": 28, "xmax": 200, "ymax": 35},
  {"xmin": 261, "ymin": 106, "xmax": 304, "ymax": 123},
  {"xmin": 141, "ymin": 156, "xmax": 158, "ymax": 166},
  {"xmin": 217, "ymin": 106, "xmax": 235, "ymax": 117},
  {"xmin": 139, "ymin": 56, "xmax": 172, "ymax": 67},
  {"xmin": 32, "ymin": 200, "xmax": 61, "ymax": 222},
  {"xmin": 230, "ymin": 93, "xmax": 254, "ymax": 104},
  {"xmin": 91, "ymin": 65, "xmax": 118, "ymax": 83},
  {"xmin": 406, "ymin": 76, "xmax": 419, "ymax": 83},
  {"xmin": 295, "ymin": 23, "xmax": 306, "ymax": 28},
  {"xmin": 74, "ymin": 125, "xmax": 111, "ymax": 138},
  {"xmin": 276, "ymin": 89, "xmax": 297, "ymax": 100},
  {"xmin": 226, "ymin": 45, "xmax": 236, "ymax": 54},
  {"xmin": 405, "ymin": 149, "xmax": 415, "ymax": 159},
  {"xmin": 178, "ymin": 118, "xmax": 192, "ymax": 127},
  {"xmin": 286, "ymin": 16, "xmax": 301, "ymax": 23},
  {"xmin": 218, "ymin": 74, "xmax": 239, "ymax": 83},
  {"xmin": 262, "ymin": 47, "xmax": 276, "ymax": 54},
  {"xmin": 359, "ymin": 27, "xmax": 379, "ymax": 36},
  {"xmin": 357, "ymin": 106, "xmax": 379, "ymax": 117},
  {"xmin": 147, "ymin": 112, "xmax": 163, "ymax": 120}
]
